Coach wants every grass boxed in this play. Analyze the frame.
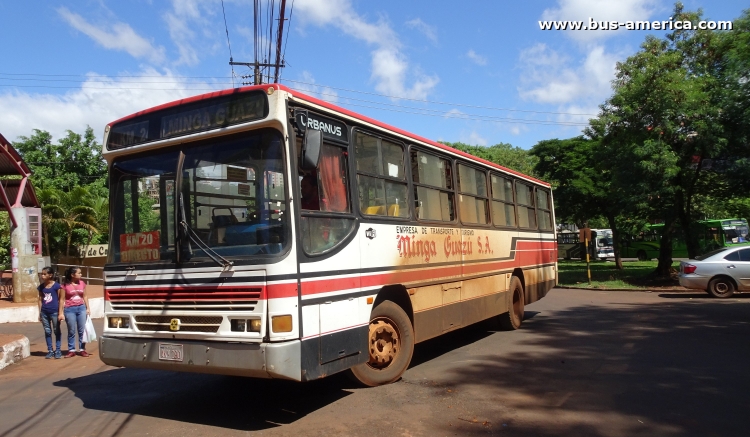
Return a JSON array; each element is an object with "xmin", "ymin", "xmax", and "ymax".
[{"xmin": 556, "ymin": 260, "xmax": 677, "ymax": 289}]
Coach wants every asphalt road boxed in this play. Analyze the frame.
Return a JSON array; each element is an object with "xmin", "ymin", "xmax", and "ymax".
[{"xmin": 1, "ymin": 288, "xmax": 749, "ymax": 437}]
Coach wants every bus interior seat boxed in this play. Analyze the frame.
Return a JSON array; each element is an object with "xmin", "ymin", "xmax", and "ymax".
[
  {"xmin": 388, "ymin": 204, "xmax": 399, "ymax": 217},
  {"xmin": 365, "ymin": 205, "xmax": 386, "ymax": 215}
]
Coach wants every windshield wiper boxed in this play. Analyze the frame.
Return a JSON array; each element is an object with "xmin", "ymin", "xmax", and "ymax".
[{"xmin": 178, "ymin": 193, "xmax": 234, "ymax": 269}]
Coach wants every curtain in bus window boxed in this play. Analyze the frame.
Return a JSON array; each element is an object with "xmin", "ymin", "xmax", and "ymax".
[{"xmin": 318, "ymin": 144, "xmax": 349, "ymax": 213}]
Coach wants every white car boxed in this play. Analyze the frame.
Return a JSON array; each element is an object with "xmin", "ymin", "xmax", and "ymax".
[{"xmin": 679, "ymin": 247, "xmax": 750, "ymax": 298}]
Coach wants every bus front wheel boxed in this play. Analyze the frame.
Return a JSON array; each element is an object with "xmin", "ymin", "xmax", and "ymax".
[
  {"xmin": 637, "ymin": 250, "xmax": 649, "ymax": 261},
  {"xmin": 708, "ymin": 277, "xmax": 735, "ymax": 298},
  {"xmin": 499, "ymin": 277, "xmax": 525, "ymax": 330},
  {"xmin": 351, "ymin": 300, "xmax": 415, "ymax": 386}
]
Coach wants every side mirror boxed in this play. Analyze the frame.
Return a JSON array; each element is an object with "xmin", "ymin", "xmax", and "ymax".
[{"xmin": 300, "ymin": 129, "xmax": 323, "ymax": 170}]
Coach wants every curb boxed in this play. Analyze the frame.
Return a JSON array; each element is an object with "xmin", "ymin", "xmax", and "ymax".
[
  {"xmin": 0, "ymin": 297, "xmax": 104, "ymax": 324},
  {"xmin": 0, "ymin": 334, "xmax": 30, "ymax": 371},
  {"xmin": 556, "ymin": 285, "xmax": 692, "ymax": 292}
]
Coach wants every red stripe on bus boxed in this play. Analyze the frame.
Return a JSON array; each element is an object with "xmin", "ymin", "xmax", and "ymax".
[
  {"xmin": 266, "ymin": 283, "xmax": 298, "ymax": 299},
  {"xmin": 105, "ymin": 286, "xmax": 265, "ymax": 301}
]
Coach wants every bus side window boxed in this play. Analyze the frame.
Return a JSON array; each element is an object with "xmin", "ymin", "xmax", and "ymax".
[
  {"xmin": 354, "ymin": 131, "xmax": 408, "ymax": 218},
  {"xmin": 411, "ymin": 149, "xmax": 455, "ymax": 222},
  {"xmin": 515, "ymin": 181, "xmax": 537, "ymax": 229},
  {"xmin": 457, "ymin": 164, "xmax": 489, "ymax": 225},
  {"xmin": 300, "ymin": 142, "xmax": 355, "ymax": 255},
  {"xmin": 490, "ymin": 174, "xmax": 516, "ymax": 228}
]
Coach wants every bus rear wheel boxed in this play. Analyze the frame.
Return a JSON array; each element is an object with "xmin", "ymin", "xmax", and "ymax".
[
  {"xmin": 499, "ymin": 277, "xmax": 525, "ymax": 330},
  {"xmin": 708, "ymin": 277, "xmax": 735, "ymax": 298},
  {"xmin": 637, "ymin": 250, "xmax": 649, "ymax": 261},
  {"xmin": 350, "ymin": 300, "xmax": 414, "ymax": 386}
]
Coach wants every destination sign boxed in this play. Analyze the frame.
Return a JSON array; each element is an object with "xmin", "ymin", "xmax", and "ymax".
[
  {"xmin": 107, "ymin": 91, "xmax": 268, "ymax": 150},
  {"xmin": 294, "ymin": 110, "xmax": 348, "ymax": 142}
]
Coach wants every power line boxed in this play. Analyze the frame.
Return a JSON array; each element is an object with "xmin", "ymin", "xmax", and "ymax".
[
  {"xmin": 0, "ymin": 73, "xmax": 598, "ymax": 117},
  {"xmin": 221, "ymin": 0, "xmax": 235, "ymax": 88}
]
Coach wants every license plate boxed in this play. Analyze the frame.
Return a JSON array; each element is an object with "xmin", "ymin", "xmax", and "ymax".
[{"xmin": 158, "ymin": 343, "xmax": 183, "ymax": 362}]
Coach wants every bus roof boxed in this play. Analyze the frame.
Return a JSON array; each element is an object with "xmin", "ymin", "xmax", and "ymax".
[{"xmin": 107, "ymin": 84, "xmax": 550, "ymax": 187}]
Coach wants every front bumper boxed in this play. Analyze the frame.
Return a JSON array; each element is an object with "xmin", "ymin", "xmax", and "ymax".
[
  {"xmin": 678, "ymin": 274, "xmax": 709, "ymax": 291},
  {"xmin": 99, "ymin": 336, "xmax": 301, "ymax": 381}
]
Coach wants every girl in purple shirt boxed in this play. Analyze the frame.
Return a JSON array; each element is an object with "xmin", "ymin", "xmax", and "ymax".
[{"xmin": 37, "ymin": 267, "xmax": 63, "ymax": 359}]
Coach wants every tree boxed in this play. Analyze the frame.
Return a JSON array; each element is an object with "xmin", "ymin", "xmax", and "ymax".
[
  {"xmin": 38, "ymin": 186, "xmax": 99, "ymax": 258},
  {"xmin": 591, "ymin": 3, "xmax": 728, "ymax": 275},
  {"xmin": 14, "ymin": 127, "xmax": 106, "ymax": 192},
  {"xmin": 531, "ymin": 136, "xmax": 627, "ymax": 269},
  {"xmin": 12, "ymin": 127, "xmax": 108, "ymax": 259},
  {"xmin": 441, "ymin": 141, "xmax": 539, "ymax": 177}
]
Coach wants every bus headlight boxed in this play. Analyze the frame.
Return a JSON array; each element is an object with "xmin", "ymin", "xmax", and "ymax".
[
  {"xmin": 108, "ymin": 316, "xmax": 130, "ymax": 329},
  {"xmin": 249, "ymin": 319, "xmax": 262, "ymax": 332},
  {"xmin": 272, "ymin": 315, "xmax": 292, "ymax": 333}
]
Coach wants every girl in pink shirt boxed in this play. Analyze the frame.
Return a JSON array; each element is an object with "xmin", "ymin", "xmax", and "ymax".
[{"xmin": 58, "ymin": 266, "xmax": 91, "ymax": 358}]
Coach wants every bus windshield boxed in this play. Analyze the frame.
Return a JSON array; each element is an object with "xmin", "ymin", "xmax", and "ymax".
[{"xmin": 109, "ymin": 129, "xmax": 288, "ymax": 264}]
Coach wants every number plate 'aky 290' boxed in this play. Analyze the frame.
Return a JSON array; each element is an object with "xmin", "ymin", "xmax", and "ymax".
[{"xmin": 158, "ymin": 343, "xmax": 184, "ymax": 362}]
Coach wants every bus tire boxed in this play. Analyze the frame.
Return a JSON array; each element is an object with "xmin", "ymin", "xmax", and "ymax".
[
  {"xmin": 350, "ymin": 300, "xmax": 415, "ymax": 386},
  {"xmin": 708, "ymin": 276, "xmax": 735, "ymax": 298},
  {"xmin": 499, "ymin": 277, "xmax": 525, "ymax": 331},
  {"xmin": 637, "ymin": 250, "xmax": 649, "ymax": 261}
]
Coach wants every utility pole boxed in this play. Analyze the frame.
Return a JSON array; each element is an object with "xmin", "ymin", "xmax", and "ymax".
[
  {"xmin": 229, "ymin": 0, "xmax": 287, "ymax": 85},
  {"xmin": 273, "ymin": 0, "xmax": 287, "ymax": 84}
]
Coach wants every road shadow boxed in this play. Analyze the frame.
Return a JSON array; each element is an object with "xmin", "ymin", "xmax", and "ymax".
[
  {"xmin": 409, "ymin": 311, "xmax": 540, "ymax": 368},
  {"xmin": 53, "ymin": 368, "xmax": 353, "ymax": 431},
  {"xmin": 437, "ymin": 298, "xmax": 750, "ymax": 437}
]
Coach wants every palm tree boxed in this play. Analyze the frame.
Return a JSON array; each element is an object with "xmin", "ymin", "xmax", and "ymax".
[{"xmin": 39, "ymin": 187, "xmax": 99, "ymax": 258}]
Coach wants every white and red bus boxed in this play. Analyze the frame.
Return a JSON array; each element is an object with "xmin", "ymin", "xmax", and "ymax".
[{"xmin": 99, "ymin": 84, "xmax": 557, "ymax": 386}]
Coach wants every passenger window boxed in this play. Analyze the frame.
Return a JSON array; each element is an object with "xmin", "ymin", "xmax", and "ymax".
[
  {"xmin": 515, "ymin": 182, "xmax": 537, "ymax": 229},
  {"xmin": 458, "ymin": 164, "xmax": 489, "ymax": 225},
  {"xmin": 411, "ymin": 150, "xmax": 455, "ymax": 222},
  {"xmin": 491, "ymin": 175, "xmax": 516, "ymax": 227},
  {"xmin": 301, "ymin": 144, "xmax": 349, "ymax": 213},
  {"xmin": 354, "ymin": 132, "xmax": 408, "ymax": 218},
  {"xmin": 536, "ymin": 189, "xmax": 553, "ymax": 231},
  {"xmin": 299, "ymin": 141, "xmax": 355, "ymax": 256},
  {"xmin": 725, "ymin": 251, "xmax": 740, "ymax": 261}
]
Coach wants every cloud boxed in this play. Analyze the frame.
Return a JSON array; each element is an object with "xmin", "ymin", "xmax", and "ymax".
[
  {"xmin": 444, "ymin": 109, "xmax": 465, "ymax": 119},
  {"xmin": 295, "ymin": 0, "xmax": 438, "ymax": 99},
  {"xmin": 517, "ymin": 43, "xmax": 617, "ymax": 105},
  {"xmin": 467, "ymin": 50, "xmax": 488, "ymax": 66},
  {"xmin": 57, "ymin": 7, "xmax": 166, "ymax": 64},
  {"xmin": 541, "ymin": 0, "xmax": 659, "ymax": 42},
  {"xmin": 163, "ymin": 0, "xmax": 216, "ymax": 66},
  {"xmin": 290, "ymin": 71, "xmax": 339, "ymax": 103},
  {"xmin": 462, "ymin": 131, "xmax": 488, "ymax": 146},
  {"xmin": 405, "ymin": 18, "xmax": 438, "ymax": 43},
  {"xmin": 0, "ymin": 70, "xmax": 219, "ymax": 144}
]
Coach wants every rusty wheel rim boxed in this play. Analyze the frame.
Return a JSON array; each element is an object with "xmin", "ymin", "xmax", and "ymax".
[{"xmin": 367, "ymin": 317, "xmax": 400, "ymax": 369}]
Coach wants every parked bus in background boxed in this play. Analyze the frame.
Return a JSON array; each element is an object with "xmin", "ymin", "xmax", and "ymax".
[
  {"xmin": 98, "ymin": 84, "xmax": 557, "ymax": 386},
  {"xmin": 591, "ymin": 229, "xmax": 614, "ymax": 260},
  {"xmin": 556, "ymin": 228, "xmax": 613, "ymax": 260},
  {"xmin": 621, "ymin": 218, "xmax": 750, "ymax": 261}
]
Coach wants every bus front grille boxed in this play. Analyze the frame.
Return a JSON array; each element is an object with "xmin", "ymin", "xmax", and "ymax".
[
  {"xmin": 110, "ymin": 301, "xmax": 257, "ymax": 312},
  {"xmin": 106, "ymin": 287, "xmax": 262, "ymax": 312},
  {"xmin": 134, "ymin": 315, "xmax": 223, "ymax": 333}
]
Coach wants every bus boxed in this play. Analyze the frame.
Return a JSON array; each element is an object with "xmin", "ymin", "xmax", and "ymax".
[
  {"xmin": 621, "ymin": 218, "xmax": 750, "ymax": 260},
  {"xmin": 557, "ymin": 228, "xmax": 613, "ymax": 260},
  {"xmin": 99, "ymin": 84, "xmax": 557, "ymax": 386}
]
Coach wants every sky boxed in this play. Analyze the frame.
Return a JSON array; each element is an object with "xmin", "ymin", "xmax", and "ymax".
[{"xmin": 0, "ymin": 0, "xmax": 747, "ymax": 150}]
